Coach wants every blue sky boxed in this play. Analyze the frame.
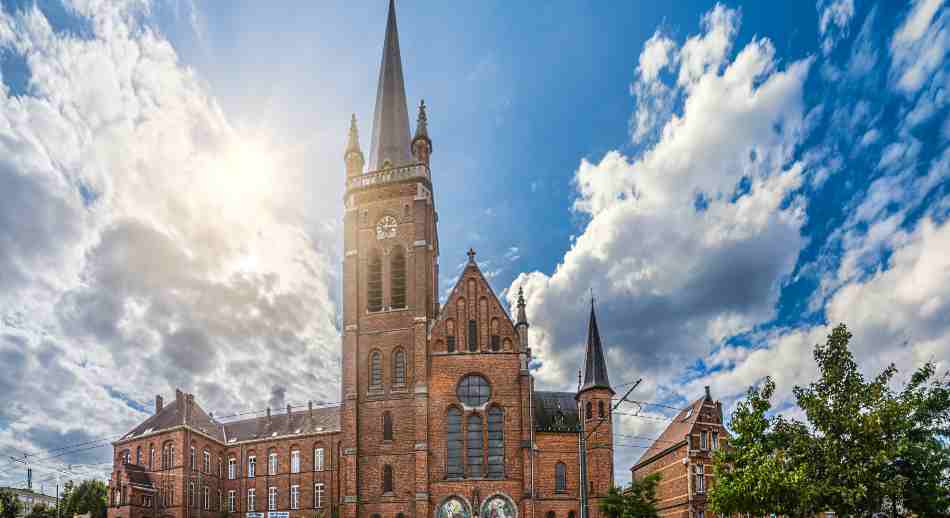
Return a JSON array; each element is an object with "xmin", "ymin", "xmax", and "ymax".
[{"xmin": 0, "ymin": 0, "xmax": 947, "ymax": 487}]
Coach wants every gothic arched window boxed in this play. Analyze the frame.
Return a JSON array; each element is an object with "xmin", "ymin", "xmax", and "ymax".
[
  {"xmin": 369, "ymin": 351, "xmax": 383, "ymax": 389},
  {"xmin": 393, "ymin": 348, "xmax": 406, "ymax": 387},
  {"xmin": 486, "ymin": 406, "xmax": 504, "ymax": 479},
  {"xmin": 383, "ymin": 411, "xmax": 394, "ymax": 441},
  {"xmin": 382, "ymin": 464, "xmax": 394, "ymax": 493},
  {"xmin": 555, "ymin": 462, "xmax": 567, "ymax": 493},
  {"xmin": 367, "ymin": 249, "xmax": 383, "ymax": 312},
  {"xmin": 466, "ymin": 414, "xmax": 484, "ymax": 478},
  {"xmin": 391, "ymin": 246, "xmax": 406, "ymax": 309},
  {"xmin": 446, "ymin": 407, "xmax": 463, "ymax": 478},
  {"xmin": 490, "ymin": 318, "xmax": 500, "ymax": 351},
  {"xmin": 598, "ymin": 400, "xmax": 605, "ymax": 418},
  {"xmin": 586, "ymin": 401, "xmax": 592, "ymax": 420},
  {"xmin": 446, "ymin": 320, "xmax": 456, "ymax": 353}
]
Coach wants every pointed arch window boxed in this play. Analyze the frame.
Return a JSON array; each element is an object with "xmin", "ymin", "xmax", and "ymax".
[
  {"xmin": 555, "ymin": 462, "xmax": 567, "ymax": 493},
  {"xmin": 446, "ymin": 320, "xmax": 456, "ymax": 353},
  {"xmin": 367, "ymin": 249, "xmax": 383, "ymax": 312},
  {"xmin": 586, "ymin": 401, "xmax": 592, "ymax": 420},
  {"xmin": 446, "ymin": 408, "xmax": 463, "ymax": 478},
  {"xmin": 598, "ymin": 400, "xmax": 605, "ymax": 418},
  {"xmin": 369, "ymin": 351, "xmax": 383, "ymax": 389},
  {"xmin": 487, "ymin": 406, "xmax": 504, "ymax": 479},
  {"xmin": 393, "ymin": 348, "xmax": 406, "ymax": 387},
  {"xmin": 468, "ymin": 320, "xmax": 478, "ymax": 352},
  {"xmin": 382, "ymin": 464, "xmax": 394, "ymax": 493},
  {"xmin": 466, "ymin": 413, "xmax": 484, "ymax": 478},
  {"xmin": 383, "ymin": 411, "xmax": 394, "ymax": 441},
  {"xmin": 391, "ymin": 246, "xmax": 407, "ymax": 309},
  {"xmin": 490, "ymin": 319, "xmax": 500, "ymax": 351}
]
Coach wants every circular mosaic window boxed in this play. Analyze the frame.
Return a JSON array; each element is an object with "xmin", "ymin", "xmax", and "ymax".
[
  {"xmin": 437, "ymin": 497, "xmax": 470, "ymax": 518},
  {"xmin": 481, "ymin": 495, "xmax": 516, "ymax": 518},
  {"xmin": 457, "ymin": 374, "xmax": 491, "ymax": 406}
]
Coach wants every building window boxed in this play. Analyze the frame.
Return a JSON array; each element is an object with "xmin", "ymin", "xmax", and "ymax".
[
  {"xmin": 382, "ymin": 464, "xmax": 394, "ymax": 493},
  {"xmin": 383, "ymin": 411, "xmax": 394, "ymax": 441},
  {"xmin": 393, "ymin": 349, "xmax": 407, "ymax": 387},
  {"xmin": 598, "ymin": 400, "xmax": 605, "ymax": 418},
  {"xmin": 149, "ymin": 446, "xmax": 155, "ymax": 469},
  {"xmin": 188, "ymin": 483, "xmax": 194, "ymax": 508},
  {"xmin": 694, "ymin": 464, "xmax": 705, "ymax": 494},
  {"xmin": 228, "ymin": 457, "xmax": 236, "ymax": 479},
  {"xmin": 370, "ymin": 351, "xmax": 383, "ymax": 389},
  {"xmin": 228, "ymin": 491, "xmax": 235, "ymax": 512},
  {"xmin": 457, "ymin": 374, "xmax": 491, "ymax": 406},
  {"xmin": 446, "ymin": 407, "xmax": 463, "ymax": 478},
  {"xmin": 700, "ymin": 431, "xmax": 708, "ymax": 450},
  {"xmin": 467, "ymin": 413, "xmax": 484, "ymax": 478},
  {"xmin": 586, "ymin": 401, "xmax": 592, "ymax": 420},
  {"xmin": 268, "ymin": 487, "xmax": 277, "ymax": 511},
  {"xmin": 248, "ymin": 455, "xmax": 256, "ymax": 478},
  {"xmin": 269, "ymin": 451, "xmax": 278, "ymax": 475},
  {"xmin": 290, "ymin": 485, "xmax": 299, "ymax": 510},
  {"xmin": 367, "ymin": 249, "xmax": 383, "ymax": 312},
  {"xmin": 136, "ymin": 446, "xmax": 142, "ymax": 465},
  {"xmin": 247, "ymin": 489, "xmax": 256, "ymax": 511},
  {"xmin": 487, "ymin": 406, "xmax": 504, "ymax": 479},
  {"xmin": 143, "ymin": 495, "xmax": 152, "ymax": 508},
  {"xmin": 546, "ymin": 512, "xmax": 555, "ymax": 518},
  {"xmin": 203, "ymin": 450, "xmax": 211, "ymax": 473},
  {"xmin": 314, "ymin": 483, "xmax": 325, "ymax": 509},
  {"xmin": 314, "ymin": 447, "xmax": 325, "ymax": 471},
  {"xmin": 203, "ymin": 486, "xmax": 209, "ymax": 510},
  {"xmin": 467, "ymin": 320, "xmax": 477, "ymax": 351},
  {"xmin": 555, "ymin": 462, "xmax": 567, "ymax": 493},
  {"xmin": 447, "ymin": 320, "xmax": 456, "ymax": 353},
  {"xmin": 290, "ymin": 449, "xmax": 300, "ymax": 473},
  {"xmin": 190, "ymin": 446, "xmax": 196, "ymax": 470},
  {"xmin": 391, "ymin": 246, "xmax": 407, "ymax": 309},
  {"xmin": 490, "ymin": 319, "xmax": 500, "ymax": 351},
  {"xmin": 712, "ymin": 431, "xmax": 719, "ymax": 450}
]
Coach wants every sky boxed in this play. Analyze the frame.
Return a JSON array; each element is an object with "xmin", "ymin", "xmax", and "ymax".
[{"xmin": 0, "ymin": 0, "xmax": 947, "ymax": 489}]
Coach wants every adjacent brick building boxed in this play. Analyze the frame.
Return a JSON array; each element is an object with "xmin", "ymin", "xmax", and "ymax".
[
  {"xmin": 629, "ymin": 388, "xmax": 729, "ymax": 518},
  {"xmin": 108, "ymin": 4, "xmax": 618, "ymax": 518}
]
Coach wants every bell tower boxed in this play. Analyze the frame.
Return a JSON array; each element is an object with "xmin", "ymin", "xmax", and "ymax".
[
  {"xmin": 340, "ymin": 2, "xmax": 439, "ymax": 518},
  {"xmin": 576, "ymin": 301, "xmax": 614, "ymax": 518}
]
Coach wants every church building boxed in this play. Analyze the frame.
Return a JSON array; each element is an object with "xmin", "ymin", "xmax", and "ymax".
[{"xmin": 106, "ymin": 4, "xmax": 617, "ymax": 518}]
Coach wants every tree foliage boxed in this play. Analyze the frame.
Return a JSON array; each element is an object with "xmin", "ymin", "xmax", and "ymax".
[
  {"xmin": 0, "ymin": 490, "xmax": 22, "ymax": 518},
  {"xmin": 59, "ymin": 481, "xmax": 107, "ymax": 518},
  {"xmin": 600, "ymin": 473, "xmax": 661, "ymax": 518},
  {"xmin": 709, "ymin": 324, "xmax": 950, "ymax": 517}
]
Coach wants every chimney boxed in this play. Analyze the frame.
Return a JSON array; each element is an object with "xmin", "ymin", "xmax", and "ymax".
[
  {"xmin": 287, "ymin": 404, "xmax": 292, "ymax": 415},
  {"xmin": 185, "ymin": 393, "xmax": 194, "ymax": 424},
  {"xmin": 266, "ymin": 407, "xmax": 271, "ymax": 420},
  {"xmin": 308, "ymin": 401, "xmax": 313, "ymax": 418},
  {"xmin": 155, "ymin": 395, "xmax": 164, "ymax": 414},
  {"xmin": 704, "ymin": 386, "xmax": 711, "ymax": 400}
]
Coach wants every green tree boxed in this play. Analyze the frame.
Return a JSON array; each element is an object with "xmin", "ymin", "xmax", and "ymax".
[
  {"xmin": 0, "ymin": 490, "xmax": 23, "ymax": 518},
  {"xmin": 710, "ymin": 324, "xmax": 950, "ymax": 517},
  {"xmin": 26, "ymin": 503, "xmax": 57, "ymax": 518},
  {"xmin": 60, "ymin": 481, "xmax": 107, "ymax": 518},
  {"xmin": 600, "ymin": 473, "xmax": 661, "ymax": 518}
]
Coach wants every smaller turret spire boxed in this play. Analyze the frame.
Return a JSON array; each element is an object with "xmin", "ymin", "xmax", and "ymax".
[
  {"xmin": 412, "ymin": 99, "xmax": 432, "ymax": 165},
  {"xmin": 516, "ymin": 286, "xmax": 527, "ymax": 326},
  {"xmin": 345, "ymin": 114, "xmax": 365, "ymax": 176},
  {"xmin": 580, "ymin": 296, "xmax": 613, "ymax": 394},
  {"xmin": 346, "ymin": 114, "xmax": 362, "ymax": 155}
]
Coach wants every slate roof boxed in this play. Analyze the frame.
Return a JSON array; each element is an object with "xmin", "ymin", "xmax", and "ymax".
[
  {"xmin": 368, "ymin": 0, "xmax": 413, "ymax": 170},
  {"xmin": 119, "ymin": 391, "xmax": 341, "ymax": 446},
  {"xmin": 579, "ymin": 302, "xmax": 612, "ymax": 393},
  {"xmin": 533, "ymin": 391, "xmax": 581, "ymax": 433},
  {"xmin": 632, "ymin": 395, "xmax": 707, "ymax": 468}
]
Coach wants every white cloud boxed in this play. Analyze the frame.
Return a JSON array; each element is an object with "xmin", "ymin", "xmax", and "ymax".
[
  {"xmin": 818, "ymin": 0, "xmax": 856, "ymax": 55},
  {"xmin": 890, "ymin": 0, "xmax": 947, "ymax": 94}
]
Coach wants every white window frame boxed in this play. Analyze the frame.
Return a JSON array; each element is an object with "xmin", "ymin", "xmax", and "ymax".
[
  {"xmin": 203, "ymin": 450, "xmax": 211, "ymax": 473},
  {"xmin": 290, "ymin": 485, "xmax": 299, "ymax": 510},
  {"xmin": 694, "ymin": 464, "xmax": 705, "ymax": 494},
  {"xmin": 700, "ymin": 431, "xmax": 708, "ymax": 450},
  {"xmin": 203, "ymin": 486, "xmax": 210, "ymax": 510},
  {"xmin": 291, "ymin": 450, "xmax": 300, "ymax": 473},
  {"xmin": 248, "ymin": 456, "xmax": 256, "ymax": 478},
  {"xmin": 247, "ymin": 488, "xmax": 256, "ymax": 511},
  {"xmin": 269, "ymin": 452, "xmax": 278, "ymax": 475},
  {"xmin": 712, "ymin": 431, "xmax": 719, "ymax": 450},
  {"xmin": 190, "ymin": 446, "xmax": 196, "ymax": 470},
  {"xmin": 268, "ymin": 487, "xmax": 278, "ymax": 511},
  {"xmin": 314, "ymin": 448, "xmax": 324, "ymax": 471},
  {"xmin": 314, "ymin": 483, "xmax": 325, "ymax": 509},
  {"xmin": 228, "ymin": 457, "xmax": 237, "ymax": 480},
  {"xmin": 228, "ymin": 490, "xmax": 236, "ymax": 512}
]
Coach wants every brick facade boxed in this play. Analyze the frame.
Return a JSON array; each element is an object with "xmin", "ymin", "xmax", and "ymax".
[{"xmin": 108, "ymin": 5, "xmax": 618, "ymax": 518}]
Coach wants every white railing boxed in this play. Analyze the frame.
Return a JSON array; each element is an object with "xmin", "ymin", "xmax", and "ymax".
[{"xmin": 346, "ymin": 163, "xmax": 429, "ymax": 190}]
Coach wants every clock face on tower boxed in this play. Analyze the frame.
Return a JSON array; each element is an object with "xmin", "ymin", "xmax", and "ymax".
[{"xmin": 376, "ymin": 215, "xmax": 398, "ymax": 240}]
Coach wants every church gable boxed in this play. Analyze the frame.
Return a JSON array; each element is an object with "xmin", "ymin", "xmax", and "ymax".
[{"xmin": 430, "ymin": 252, "xmax": 519, "ymax": 354}]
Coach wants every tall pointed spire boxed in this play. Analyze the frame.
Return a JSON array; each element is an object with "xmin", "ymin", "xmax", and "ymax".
[
  {"xmin": 369, "ymin": 0, "xmax": 413, "ymax": 170},
  {"xmin": 580, "ymin": 297, "xmax": 613, "ymax": 393}
]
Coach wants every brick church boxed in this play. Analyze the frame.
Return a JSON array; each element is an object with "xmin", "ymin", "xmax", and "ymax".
[{"xmin": 107, "ymin": 4, "xmax": 617, "ymax": 518}]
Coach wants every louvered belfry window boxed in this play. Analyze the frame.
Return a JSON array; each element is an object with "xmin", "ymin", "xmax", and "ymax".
[
  {"xmin": 446, "ymin": 408, "xmax": 463, "ymax": 478},
  {"xmin": 368, "ymin": 249, "xmax": 383, "ymax": 312},
  {"xmin": 391, "ymin": 247, "xmax": 407, "ymax": 309},
  {"xmin": 486, "ymin": 407, "xmax": 504, "ymax": 479},
  {"xmin": 466, "ymin": 413, "xmax": 484, "ymax": 478}
]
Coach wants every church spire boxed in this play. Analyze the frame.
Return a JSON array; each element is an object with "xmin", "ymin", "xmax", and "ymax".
[
  {"xmin": 412, "ymin": 99, "xmax": 432, "ymax": 165},
  {"xmin": 345, "ymin": 113, "xmax": 365, "ymax": 176},
  {"xmin": 369, "ymin": 0, "xmax": 412, "ymax": 171},
  {"xmin": 580, "ymin": 297, "xmax": 613, "ymax": 394}
]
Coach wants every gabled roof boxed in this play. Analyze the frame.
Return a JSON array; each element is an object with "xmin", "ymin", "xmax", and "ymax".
[
  {"xmin": 432, "ymin": 250, "xmax": 516, "ymax": 332},
  {"xmin": 123, "ymin": 390, "xmax": 224, "ymax": 442},
  {"xmin": 579, "ymin": 302, "xmax": 612, "ymax": 394},
  {"xmin": 533, "ymin": 391, "xmax": 581, "ymax": 433},
  {"xmin": 368, "ymin": 0, "xmax": 413, "ymax": 170},
  {"xmin": 633, "ymin": 394, "xmax": 708, "ymax": 468}
]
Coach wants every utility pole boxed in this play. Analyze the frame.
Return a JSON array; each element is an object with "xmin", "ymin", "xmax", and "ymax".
[{"xmin": 578, "ymin": 379, "xmax": 640, "ymax": 518}]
